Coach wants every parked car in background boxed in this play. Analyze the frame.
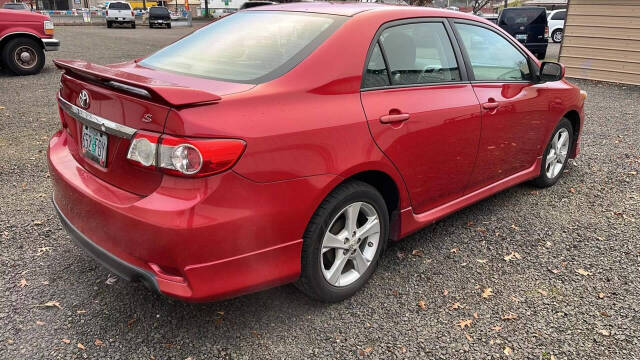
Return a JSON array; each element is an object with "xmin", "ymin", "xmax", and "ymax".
[
  {"xmin": 2, "ymin": 2, "xmax": 30, "ymax": 10},
  {"xmin": 106, "ymin": 1, "xmax": 136, "ymax": 28},
  {"xmin": 149, "ymin": 6, "xmax": 171, "ymax": 28},
  {"xmin": 548, "ymin": 9, "xmax": 566, "ymax": 43},
  {"xmin": 239, "ymin": 1, "xmax": 277, "ymax": 10},
  {"xmin": 0, "ymin": 8, "xmax": 59, "ymax": 75},
  {"xmin": 481, "ymin": 13, "xmax": 498, "ymax": 24},
  {"xmin": 49, "ymin": 3, "xmax": 584, "ymax": 303},
  {"xmin": 498, "ymin": 7, "xmax": 548, "ymax": 59}
]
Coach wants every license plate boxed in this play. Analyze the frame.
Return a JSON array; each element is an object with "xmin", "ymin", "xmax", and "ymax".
[
  {"xmin": 81, "ymin": 125, "xmax": 108, "ymax": 167},
  {"xmin": 516, "ymin": 34, "xmax": 527, "ymax": 40}
]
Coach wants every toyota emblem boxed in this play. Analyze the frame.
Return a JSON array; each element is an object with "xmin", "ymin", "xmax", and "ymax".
[{"xmin": 78, "ymin": 90, "xmax": 90, "ymax": 109}]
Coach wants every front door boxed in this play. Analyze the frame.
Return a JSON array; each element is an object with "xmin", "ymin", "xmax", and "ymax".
[
  {"xmin": 453, "ymin": 21, "xmax": 549, "ymax": 191},
  {"xmin": 361, "ymin": 20, "xmax": 482, "ymax": 214}
]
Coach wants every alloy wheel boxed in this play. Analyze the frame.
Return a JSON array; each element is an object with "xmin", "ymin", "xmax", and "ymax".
[
  {"xmin": 320, "ymin": 201, "xmax": 381, "ymax": 287},
  {"xmin": 545, "ymin": 128, "xmax": 569, "ymax": 179},
  {"xmin": 553, "ymin": 30, "xmax": 563, "ymax": 43}
]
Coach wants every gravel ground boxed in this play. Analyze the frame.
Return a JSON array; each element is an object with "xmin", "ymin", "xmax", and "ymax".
[{"xmin": 0, "ymin": 26, "xmax": 639, "ymax": 360}]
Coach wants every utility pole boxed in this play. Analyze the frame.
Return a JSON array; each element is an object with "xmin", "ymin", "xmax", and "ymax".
[
  {"xmin": 504, "ymin": 0, "xmax": 507, "ymax": 8},
  {"xmin": 204, "ymin": 0, "xmax": 209, "ymax": 17}
]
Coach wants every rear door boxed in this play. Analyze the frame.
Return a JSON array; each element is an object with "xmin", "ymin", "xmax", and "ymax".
[
  {"xmin": 451, "ymin": 20, "xmax": 548, "ymax": 192},
  {"xmin": 360, "ymin": 19, "xmax": 482, "ymax": 214}
]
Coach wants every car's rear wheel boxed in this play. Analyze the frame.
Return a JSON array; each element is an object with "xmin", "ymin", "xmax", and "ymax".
[
  {"xmin": 107, "ymin": 20, "xmax": 112, "ymax": 28},
  {"xmin": 296, "ymin": 180, "xmax": 389, "ymax": 302},
  {"xmin": 552, "ymin": 29, "xmax": 563, "ymax": 43},
  {"xmin": 1, "ymin": 37, "xmax": 45, "ymax": 76},
  {"xmin": 131, "ymin": 21, "xmax": 136, "ymax": 29},
  {"xmin": 532, "ymin": 118, "xmax": 573, "ymax": 188},
  {"xmin": 167, "ymin": 23, "xmax": 171, "ymax": 29}
]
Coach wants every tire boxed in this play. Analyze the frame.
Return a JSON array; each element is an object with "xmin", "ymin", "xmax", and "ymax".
[
  {"xmin": 107, "ymin": 20, "xmax": 112, "ymax": 28},
  {"xmin": 532, "ymin": 118, "xmax": 573, "ymax": 188},
  {"xmin": 167, "ymin": 23, "xmax": 171, "ymax": 29},
  {"xmin": 1, "ymin": 37, "xmax": 45, "ymax": 76},
  {"xmin": 552, "ymin": 29, "xmax": 563, "ymax": 43},
  {"xmin": 296, "ymin": 180, "xmax": 389, "ymax": 302},
  {"xmin": 131, "ymin": 21, "xmax": 136, "ymax": 29}
]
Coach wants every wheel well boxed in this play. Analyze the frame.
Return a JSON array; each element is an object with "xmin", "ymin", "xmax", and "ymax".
[
  {"xmin": 348, "ymin": 170, "xmax": 401, "ymax": 240},
  {"xmin": 0, "ymin": 33, "xmax": 43, "ymax": 51},
  {"xmin": 564, "ymin": 110, "xmax": 581, "ymax": 154}
]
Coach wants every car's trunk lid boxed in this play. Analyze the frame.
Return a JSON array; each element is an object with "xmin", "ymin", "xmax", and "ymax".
[{"xmin": 54, "ymin": 59, "xmax": 254, "ymax": 196}]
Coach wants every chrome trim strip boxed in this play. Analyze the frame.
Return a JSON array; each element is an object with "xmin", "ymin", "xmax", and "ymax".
[{"xmin": 58, "ymin": 95, "xmax": 137, "ymax": 139}]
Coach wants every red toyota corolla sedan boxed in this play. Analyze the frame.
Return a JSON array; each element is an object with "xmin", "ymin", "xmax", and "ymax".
[{"xmin": 48, "ymin": 3, "xmax": 585, "ymax": 302}]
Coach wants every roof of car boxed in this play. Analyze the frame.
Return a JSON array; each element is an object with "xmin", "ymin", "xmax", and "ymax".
[{"xmin": 253, "ymin": 2, "xmax": 477, "ymax": 18}]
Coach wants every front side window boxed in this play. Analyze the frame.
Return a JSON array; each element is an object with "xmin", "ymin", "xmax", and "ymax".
[
  {"xmin": 375, "ymin": 22, "xmax": 460, "ymax": 86},
  {"xmin": 455, "ymin": 23, "xmax": 531, "ymax": 81},
  {"xmin": 140, "ymin": 11, "xmax": 344, "ymax": 83}
]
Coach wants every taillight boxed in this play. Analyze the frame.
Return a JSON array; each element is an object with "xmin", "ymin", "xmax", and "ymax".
[
  {"xmin": 127, "ymin": 132, "xmax": 246, "ymax": 177},
  {"xmin": 106, "ymin": 10, "xmax": 109, "ymax": 16},
  {"xmin": 545, "ymin": 26, "xmax": 549, "ymax": 38},
  {"xmin": 131, "ymin": 10, "xmax": 135, "ymax": 16}
]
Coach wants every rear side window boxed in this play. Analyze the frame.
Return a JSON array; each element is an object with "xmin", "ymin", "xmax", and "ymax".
[
  {"xmin": 109, "ymin": 2, "xmax": 131, "ymax": 9},
  {"xmin": 551, "ymin": 10, "xmax": 566, "ymax": 21},
  {"xmin": 499, "ymin": 8, "xmax": 547, "ymax": 26},
  {"xmin": 140, "ymin": 11, "xmax": 345, "ymax": 83},
  {"xmin": 365, "ymin": 22, "xmax": 460, "ymax": 87},
  {"xmin": 363, "ymin": 43, "xmax": 390, "ymax": 88},
  {"xmin": 455, "ymin": 23, "xmax": 531, "ymax": 81}
]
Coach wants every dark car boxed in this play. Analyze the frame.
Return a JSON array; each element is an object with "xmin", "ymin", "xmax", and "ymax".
[
  {"xmin": 498, "ymin": 7, "xmax": 548, "ymax": 59},
  {"xmin": 148, "ymin": 6, "xmax": 171, "ymax": 28},
  {"xmin": 2, "ymin": 2, "xmax": 30, "ymax": 10},
  {"xmin": 238, "ymin": 1, "xmax": 276, "ymax": 10}
]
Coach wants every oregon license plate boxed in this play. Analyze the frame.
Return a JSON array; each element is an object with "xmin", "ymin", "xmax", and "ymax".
[
  {"xmin": 515, "ymin": 34, "xmax": 527, "ymax": 41},
  {"xmin": 81, "ymin": 125, "xmax": 108, "ymax": 167}
]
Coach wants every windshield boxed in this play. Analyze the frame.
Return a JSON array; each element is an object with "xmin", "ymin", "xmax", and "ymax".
[{"xmin": 139, "ymin": 11, "xmax": 345, "ymax": 83}]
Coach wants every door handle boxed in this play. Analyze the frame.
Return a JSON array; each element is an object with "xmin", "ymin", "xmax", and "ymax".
[
  {"xmin": 482, "ymin": 101, "xmax": 500, "ymax": 110},
  {"xmin": 380, "ymin": 113, "xmax": 410, "ymax": 124}
]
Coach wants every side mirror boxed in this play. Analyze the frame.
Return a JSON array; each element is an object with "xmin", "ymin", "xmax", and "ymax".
[{"xmin": 539, "ymin": 61, "xmax": 565, "ymax": 82}]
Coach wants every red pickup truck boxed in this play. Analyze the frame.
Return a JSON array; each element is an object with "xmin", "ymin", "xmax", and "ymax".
[{"xmin": 0, "ymin": 9, "xmax": 60, "ymax": 75}]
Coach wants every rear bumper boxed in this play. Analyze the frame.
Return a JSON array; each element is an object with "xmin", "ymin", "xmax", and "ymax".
[
  {"xmin": 48, "ymin": 129, "xmax": 335, "ymax": 301},
  {"xmin": 53, "ymin": 199, "xmax": 161, "ymax": 293},
  {"xmin": 42, "ymin": 38, "xmax": 60, "ymax": 52}
]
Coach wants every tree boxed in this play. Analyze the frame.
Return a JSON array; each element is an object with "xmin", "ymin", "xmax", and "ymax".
[{"xmin": 470, "ymin": 0, "xmax": 492, "ymax": 14}]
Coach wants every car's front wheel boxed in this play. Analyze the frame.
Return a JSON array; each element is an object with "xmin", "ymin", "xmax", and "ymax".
[
  {"xmin": 1, "ymin": 37, "xmax": 45, "ymax": 76},
  {"xmin": 296, "ymin": 181, "xmax": 389, "ymax": 302},
  {"xmin": 552, "ymin": 29, "xmax": 563, "ymax": 43},
  {"xmin": 532, "ymin": 118, "xmax": 573, "ymax": 188}
]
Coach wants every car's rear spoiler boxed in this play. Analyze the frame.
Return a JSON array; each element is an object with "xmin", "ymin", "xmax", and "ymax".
[{"xmin": 53, "ymin": 59, "xmax": 222, "ymax": 107}]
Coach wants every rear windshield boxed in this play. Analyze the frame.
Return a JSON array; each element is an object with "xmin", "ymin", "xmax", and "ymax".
[
  {"xmin": 149, "ymin": 6, "xmax": 169, "ymax": 14},
  {"xmin": 499, "ymin": 8, "xmax": 547, "ymax": 26},
  {"xmin": 139, "ymin": 11, "xmax": 345, "ymax": 83},
  {"xmin": 109, "ymin": 2, "xmax": 131, "ymax": 9}
]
